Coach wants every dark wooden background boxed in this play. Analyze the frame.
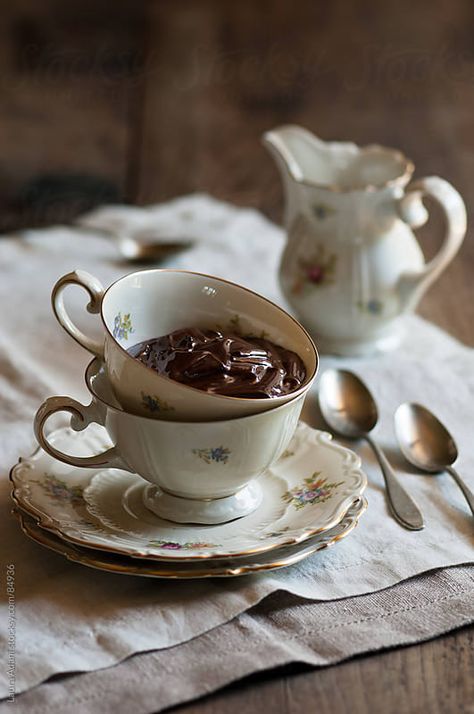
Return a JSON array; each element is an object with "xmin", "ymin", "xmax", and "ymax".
[{"xmin": 1, "ymin": 1, "xmax": 473, "ymax": 711}]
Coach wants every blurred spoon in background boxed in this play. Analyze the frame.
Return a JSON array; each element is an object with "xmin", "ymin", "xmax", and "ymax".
[
  {"xmin": 73, "ymin": 223, "xmax": 194, "ymax": 264},
  {"xmin": 115, "ymin": 232, "xmax": 194, "ymax": 264}
]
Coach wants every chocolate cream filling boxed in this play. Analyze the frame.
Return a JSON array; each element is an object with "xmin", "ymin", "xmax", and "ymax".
[{"xmin": 128, "ymin": 327, "xmax": 306, "ymax": 398}]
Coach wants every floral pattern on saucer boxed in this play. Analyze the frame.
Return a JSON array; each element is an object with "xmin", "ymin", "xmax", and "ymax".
[
  {"xmin": 10, "ymin": 422, "xmax": 367, "ymax": 561},
  {"xmin": 148, "ymin": 539, "xmax": 219, "ymax": 551},
  {"xmin": 32, "ymin": 474, "xmax": 84, "ymax": 505},
  {"xmin": 16, "ymin": 500, "xmax": 367, "ymax": 579},
  {"xmin": 283, "ymin": 473, "xmax": 344, "ymax": 510}
]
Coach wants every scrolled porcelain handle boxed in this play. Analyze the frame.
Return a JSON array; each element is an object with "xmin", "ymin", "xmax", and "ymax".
[
  {"xmin": 34, "ymin": 396, "xmax": 132, "ymax": 471},
  {"xmin": 397, "ymin": 176, "xmax": 467, "ymax": 312},
  {"xmin": 52, "ymin": 270, "xmax": 105, "ymax": 357}
]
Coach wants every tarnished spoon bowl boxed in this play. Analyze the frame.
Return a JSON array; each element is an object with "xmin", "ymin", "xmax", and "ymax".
[
  {"xmin": 318, "ymin": 369, "xmax": 378, "ymax": 438},
  {"xmin": 395, "ymin": 402, "xmax": 474, "ymax": 517},
  {"xmin": 73, "ymin": 224, "xmax": 194, "ymax": 264},
  {"xmin": 394, "ymin": 403, "xmax": 457, "ymax": 472},
  {"xmin": 116, "ymin": 235, "xmax": 194, "ymax": 264},
  {"xmin": 318, "ymin": 369, "xmax": 424, "ymax": 530}
]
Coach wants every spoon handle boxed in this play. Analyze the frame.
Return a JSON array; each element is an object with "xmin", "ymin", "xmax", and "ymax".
[
  {"xmin": 446, "ymin": 466, "xmax": 474, "ymax": 516},
  {"xmin": 365, "ymin": 435, "xmax": 424, "ymax": 530}
]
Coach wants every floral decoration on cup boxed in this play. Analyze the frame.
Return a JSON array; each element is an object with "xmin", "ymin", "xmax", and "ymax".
[
  {"xmin": 112, "ymin": 312, "xmax": 134, "ymax": 341},
  {"xmin": 141, "ymin": 393, "xmax": 175, "ymax": 415},
  {"xmin": 192, "ymin": 446, "xmax": 231, "ymax": 465}
]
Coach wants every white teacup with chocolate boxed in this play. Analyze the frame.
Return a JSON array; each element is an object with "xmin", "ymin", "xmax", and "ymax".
[
  {"xmin": 52, "ymin": 269, "xmax": 319, "ymax": 421},
  {"xmin": 34, "ymin": 360, "xmax": 306, "ymax": 524}
]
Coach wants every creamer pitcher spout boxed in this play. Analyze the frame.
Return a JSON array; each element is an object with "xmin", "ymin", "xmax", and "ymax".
[
  {"xmin": 262, "ymin": 125, "xmax": 330, "ymax": 225},
  {"xmin": 263, "ymin": 126, "xmax": 303, "ymax": 182},
  {"xmin": 263, "ymin": 126, "xmax": 301, "ymax": 225}
]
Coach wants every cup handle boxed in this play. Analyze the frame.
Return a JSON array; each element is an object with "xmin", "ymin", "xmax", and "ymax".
[
  {"xmin": 34, "ymin": 396, "xmax": 132, "ymax": 471},
  {"xmin": 397, "ymin": 176, "xmax": 467, "ymax": 312},
  {"xmin": 52, "ymin": 270, "xmax": 105, "ymax": 357}
]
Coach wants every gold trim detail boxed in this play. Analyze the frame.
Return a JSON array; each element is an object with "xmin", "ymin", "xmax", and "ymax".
[{"xmin": 14, "ymin": 499, "xmax": 367, "ymax": 579}]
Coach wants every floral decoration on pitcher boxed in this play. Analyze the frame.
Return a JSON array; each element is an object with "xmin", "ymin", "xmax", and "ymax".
[
  {"xmin": 33, "ymin": 474, "xmax": 84, "ymax": 504},
  {"xmin": 192, "ymin": 446, "xmax": 231, "ymax": 464},
  {"xmin": 113, "ymin": 312, "xmax": 134, "ymax": 341},
  {"xmin": 282, "ymin": 472, "xmax": 344, "ymax": 510},
  {"xmin": 357, "ymin": 299, "xmax": 384, "ymax": 315},
  {"xmin": 313, "ymin": 203, "xmax": 336, "ymax": 220},
  {"xmin": 148, "ymin": 539, "xmax": 218, "ymax": 550},
  {"xmin": 292, "ymin": 245, "xmax": 337, "ymax": 294},
  {"xmin": 141, "ymin": 393, "xmax": 175, "ymax": 414}
]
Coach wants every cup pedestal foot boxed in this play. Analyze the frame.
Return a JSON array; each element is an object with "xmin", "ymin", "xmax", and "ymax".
[{"xmin": 142, "ymin": 481, "xmax": 262, "ymax": 524}]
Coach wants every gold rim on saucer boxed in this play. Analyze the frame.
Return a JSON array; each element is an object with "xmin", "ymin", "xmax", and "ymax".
[{"xmin": 13, "ymin": 498, "xmax": 367, "ymax": 579}]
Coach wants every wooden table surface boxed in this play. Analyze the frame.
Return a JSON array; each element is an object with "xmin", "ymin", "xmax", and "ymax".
[{"xmin": 1, "ymin": 1, "xmax": 473, "ymax": 711}]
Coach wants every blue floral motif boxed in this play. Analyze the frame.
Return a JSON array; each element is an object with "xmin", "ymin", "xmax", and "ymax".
[
  {"xmin": 313, "ymin": 203, "xmax": 336, "ymax": 220},
  {"xmin": 113, "ymin": 312, "xmax": 134, "ymax": 341},
  {"xmin": 141, "ymin": 393, "xmax": 174, "ymax": 414},
  {"xmin": 367, "ymin": 299, "xmax": 383, "ymax": 314},
  {"xmin": 357, "ymin": 299, "xmax": 383, "ymax": 315},
  {"xmin": 192, "ymin": 446, "xmax": 231, "ymax": 464}
]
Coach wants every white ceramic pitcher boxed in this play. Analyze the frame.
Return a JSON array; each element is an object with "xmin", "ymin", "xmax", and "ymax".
[{"xmin": 263, "ymin": 125, "xmax": 467, "ymax": 355}]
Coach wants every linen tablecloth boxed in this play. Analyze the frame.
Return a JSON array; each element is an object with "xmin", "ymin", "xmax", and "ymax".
[
  {"xmin": 5, "ymin": 566, "xmax": 473, "ymax": 714},
  {"xmin": 0, "ymin": 195, "xmax": 473, "ymax": 708}
]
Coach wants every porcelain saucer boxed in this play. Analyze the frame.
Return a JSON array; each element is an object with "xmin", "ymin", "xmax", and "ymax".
[
  {"xmin": 15, "ymin": 498, "xmax": 367, "ymax": 579},
  {"xmin": 11, "ymin": 423, "xmax": 366, "ymax": 561}
]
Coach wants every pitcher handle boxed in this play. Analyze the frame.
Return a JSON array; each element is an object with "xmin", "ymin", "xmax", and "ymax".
[
  {"xmin": 397, "ymin": 176, "xmax": 467, "ymax": 312},
  {"xmin": 34, "ymin": 396, "xmax": 132, "ymax": 471},
  {"xmin": 52, "ymin": 270, "xmax": 105, "ymax": 357}
]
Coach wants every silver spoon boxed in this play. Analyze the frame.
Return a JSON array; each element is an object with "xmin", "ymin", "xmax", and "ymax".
[
  {"xmin": 115, "ymin": 233, "xmax": 194, "ymax": 264},
  {"xmin": 395, "ymin": 402, "xmax": 474, "ymax": 517},
  {"xmin": 72, "ymin": 224, "xmax": 194, "ymax": 263},
  {"xmin": 318, "ymin": 369, "xmax": 424, "ymax": 530}
]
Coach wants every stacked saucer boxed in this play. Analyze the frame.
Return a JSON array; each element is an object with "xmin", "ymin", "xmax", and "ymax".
[
  {"xmin": 11, "ymin": 422, "xmax": 366, "ymax": 579},
  {"xmin": 12, "ymin": 268, "xmax": 367, "ymax": 578}
]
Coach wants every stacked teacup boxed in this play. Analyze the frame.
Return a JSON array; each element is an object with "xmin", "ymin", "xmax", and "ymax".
[{"xmin": 35, "ymin": 269, "xmax": 319, "ymax": 524}]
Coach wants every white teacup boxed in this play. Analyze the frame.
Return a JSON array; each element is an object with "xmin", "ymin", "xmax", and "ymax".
[
  {"xmin": 34, "ymin": 359, "xmax": 307, "ymax": 524},
  {"xmin": 52, "ymin": 269, "xmax": 318, "ymax": 421}
]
